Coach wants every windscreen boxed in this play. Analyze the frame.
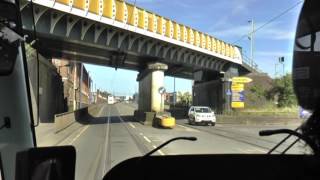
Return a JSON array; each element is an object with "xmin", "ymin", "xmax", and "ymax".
[
  {"xmin": 195, "ymin": 108, "xmax": 211, "ymax": 113},
  {"xmin": 15, "ymin": 0, "xmax": 313, "ymax": 180}
]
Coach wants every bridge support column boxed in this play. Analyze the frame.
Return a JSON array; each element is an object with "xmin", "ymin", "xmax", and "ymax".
[
  {"xmin": 193, "ymin": 79, "xmax": 231, "ymax": 114},
  {"xmin": 135, "ymin": 62, "xmax": 168, "ymax": 124},
  {"xmin": 192, "ymin": 65, "xmax": 239, "ymax": 114}
]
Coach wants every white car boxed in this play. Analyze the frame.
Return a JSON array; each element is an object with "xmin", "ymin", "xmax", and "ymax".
[{"xmin": 188, "ymin": 106, "xmax": 216, "ymax": 126}]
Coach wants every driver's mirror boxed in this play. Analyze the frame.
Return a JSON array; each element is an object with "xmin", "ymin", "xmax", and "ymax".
[{"xmin": 15, "ymin": 146, "xmax": 76, "ymax": 180}]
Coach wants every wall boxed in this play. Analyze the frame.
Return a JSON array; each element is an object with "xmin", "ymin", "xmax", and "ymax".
[
  {"xmin": 26, "ymin": 45, "xmax": 65, "ymax": 122},
  {"xmin": 51, "ymin": 59, "xmax": 92, "ymax": 110}
]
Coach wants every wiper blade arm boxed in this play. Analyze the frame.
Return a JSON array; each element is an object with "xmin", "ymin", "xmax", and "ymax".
[{"xmin": 142, "ymin": 137, "xmax": 197, "ymax": 157}]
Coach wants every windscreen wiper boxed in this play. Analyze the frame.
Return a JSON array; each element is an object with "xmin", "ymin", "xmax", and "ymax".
[
  {"xmin": 259, "ymin": 128, "xmax": 319, "ymax": 155},
  {"xmin": 259, "ymin": 127, "xmax": 300, "ymax": 154},
  {"xmin": 142, "ymin": 137, "xmax": 197, "ymax": 157}
]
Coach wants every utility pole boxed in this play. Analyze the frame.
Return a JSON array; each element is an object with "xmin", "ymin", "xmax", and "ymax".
[
  {"xmin": 79, "ymin": 63, "xmax": 83, "ymax": 108},
  {"xmin": 248, "ymin": 19, "xmax": 255, "ymax": 67}
]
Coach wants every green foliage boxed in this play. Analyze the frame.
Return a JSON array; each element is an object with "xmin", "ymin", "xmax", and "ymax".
[
  {"xmin": 267, "ymin": 74, "xmax": 297, "ymax": 107},
  {"xmin": 177, "ymin": 91, "xmax": 192, "ymax": 106},
  {"xmin": 249, "ymin": 84, "xmax": 266, "ymax": 99}
]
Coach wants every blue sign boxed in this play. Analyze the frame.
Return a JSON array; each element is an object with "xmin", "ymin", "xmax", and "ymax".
[{"xmin": 226, "ymin": 89, "xmax": 232, "ymax": 96}]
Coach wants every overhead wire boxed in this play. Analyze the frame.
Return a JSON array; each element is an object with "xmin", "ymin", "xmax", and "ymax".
[{"xmin": 232, "ymin": 1, "xmax": 303, "ymax": 44}]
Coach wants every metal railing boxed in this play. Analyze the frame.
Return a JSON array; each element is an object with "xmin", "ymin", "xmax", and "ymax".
[{"xmin": 242, "ymin": 54, "xmax": 263, "ymax": 73}]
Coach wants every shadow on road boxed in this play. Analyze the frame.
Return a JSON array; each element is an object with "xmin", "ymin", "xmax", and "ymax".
[{"xmin": 75, "ymin": 114, "xmax": 138, "ymax": 125}]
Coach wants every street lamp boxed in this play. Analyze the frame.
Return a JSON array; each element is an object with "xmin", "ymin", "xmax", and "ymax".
[{"xmin": 248, "ymin": 19, "xmax": 255, "ymax": 67}]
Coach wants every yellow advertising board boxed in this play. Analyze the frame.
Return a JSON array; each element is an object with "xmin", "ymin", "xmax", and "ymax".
[
  {"xmin": 231, "ymin": 83, "xmax": 244, "ymax": 91},
  {"xmin": 232, "ymin": 77, "xmax": 253, "ymax": 84},
  {"xmin": 231, "ymin": 102, "xmax": 244, "ymax": 108}
]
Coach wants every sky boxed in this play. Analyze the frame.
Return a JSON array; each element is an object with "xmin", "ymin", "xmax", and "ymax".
[{"xmin": 85, "ymin": 0, "xmax": 303, "ymax": 96}]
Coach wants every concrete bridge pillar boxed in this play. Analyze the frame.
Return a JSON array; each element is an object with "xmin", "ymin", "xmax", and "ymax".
[
  {"xmin": 134, "ymin": 62, "xmax": 168, "ymax": 125},
  {"xmin": 192, "ymin": 65, "xmax": 239, "ymax": 114},
  {"xmin": 137, "ymin": 62, "xmax": 168, "ymax": 113}
]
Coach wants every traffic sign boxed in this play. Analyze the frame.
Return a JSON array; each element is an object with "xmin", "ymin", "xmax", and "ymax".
[
  {"xmin": 232, "ymin": 102, "xmax": 244, "ymax": 108},
  {"xmin": 226, "ymin": 89, "xmax": 232, "ymax": 96},
  {"xmin": 232, "ymin": 91, "xmax": 245, "ymax": 102},
  {"xmin": 232, "ymin": 77, "xmax": 253, "ymax": 83},
  {"xmin": 231, "ymin": 83, "xmax": 244, "ymax": 91}
]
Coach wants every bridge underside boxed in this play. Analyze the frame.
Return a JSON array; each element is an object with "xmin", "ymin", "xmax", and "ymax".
[
  {"xmin": 20, "ymin": 2, "xmax": 252, "ymax": 115},
  {"xmin": 20, "ymin": 3, "xmax": 248, "ymax": 79}
]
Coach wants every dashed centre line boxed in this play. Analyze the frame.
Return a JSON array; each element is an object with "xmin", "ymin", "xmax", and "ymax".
[
  {"xmin": 143, "ymin": 136, "xmax": 152, "ymax": 143},
  {"xmin": 128, "ymin": 123, "xmax": 136, "ymax": 128}
]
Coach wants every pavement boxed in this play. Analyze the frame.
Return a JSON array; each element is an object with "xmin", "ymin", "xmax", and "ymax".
[{"xmin": 35, "ymin": 102, "xmax": 310, "ymax": 180}]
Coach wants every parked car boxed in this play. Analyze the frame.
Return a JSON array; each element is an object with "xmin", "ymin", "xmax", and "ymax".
[{"xmin": 188, "ymin": 106, "xmax": 216, "ymax": 126}]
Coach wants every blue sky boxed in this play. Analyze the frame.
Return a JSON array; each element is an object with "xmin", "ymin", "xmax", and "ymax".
[{"xmin": 85, "ymin": 0, "xmax": 303, "ymax": 96}]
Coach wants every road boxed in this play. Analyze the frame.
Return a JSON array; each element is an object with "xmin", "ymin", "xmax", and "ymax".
[{"xmin": 35, "ymin": 102, "xmax": 308, "ymax": 180}]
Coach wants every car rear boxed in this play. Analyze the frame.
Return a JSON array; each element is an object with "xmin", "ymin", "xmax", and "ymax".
[{"xmin": 194, "ymin": 112, "xmax": 216, "ymax": 126}]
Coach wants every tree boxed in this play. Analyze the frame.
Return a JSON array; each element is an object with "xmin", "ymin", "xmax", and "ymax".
[
  {"xmin": 177, "ymin": 91, "xmax": 192, "ymax": 106},
  {"xmin": 267, "ymin": 74, "xmax": 297, "ymax": 107}
]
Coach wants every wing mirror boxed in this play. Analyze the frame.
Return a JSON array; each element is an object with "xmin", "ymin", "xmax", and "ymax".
[{"xmin": 15, "ymin": 146, "xmax": 76, "ymax": 180}]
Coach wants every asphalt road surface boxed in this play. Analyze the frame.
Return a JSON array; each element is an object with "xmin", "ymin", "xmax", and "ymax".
[{"xmin": 35, "ymin": 102, "xmax": 308, "ymax": 180}]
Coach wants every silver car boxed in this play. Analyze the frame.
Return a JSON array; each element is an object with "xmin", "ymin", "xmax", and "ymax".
[{"xmin": 188, "ymin": 106, "xmax": 216, "ymax": 126}]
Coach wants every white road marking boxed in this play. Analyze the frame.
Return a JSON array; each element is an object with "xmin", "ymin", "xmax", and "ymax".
[
  {"xmin": 235, "ymin": 148, "xmax": 251, "ymax": 154},
  {"xmin": 70, "ymin": 125, "xmax": 90, "ymax": 145},
  {"xmin": 250, "ymin": 147, "xmax": 267, "ymax": 153},
  {"xmin": 158, "ymin": 150, "xmax": 165, "ymax": 155},
  {"xmin": 152, "ymin": 145, "xmax": 157, "ymax": 148},
  {"xmin": 177, "ymin": 124, "xmax": 200, "ymax": 132},
  {"xmin": 129, "ymin": 122, "xmax": 136, "ymax": 128},
  {"xmin": 143, "ymin": 136, "xmax": 152, "ymax": 143}
]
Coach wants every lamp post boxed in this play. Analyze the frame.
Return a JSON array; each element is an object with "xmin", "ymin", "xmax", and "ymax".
[{"xmin": 248, "ymin": 19, "xmax": 255, "ymax": 67}]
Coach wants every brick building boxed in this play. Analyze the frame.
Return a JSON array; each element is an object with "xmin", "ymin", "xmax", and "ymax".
[{"xmin": 52, "ymin": 59, "xmax": 92, "ymax": 111}]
